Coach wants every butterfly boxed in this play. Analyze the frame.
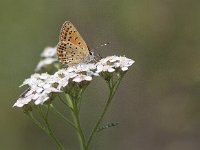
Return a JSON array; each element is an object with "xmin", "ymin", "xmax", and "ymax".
[{"xmin": 57, "ymin": 21, "xmax": 94, "ymax": 66}]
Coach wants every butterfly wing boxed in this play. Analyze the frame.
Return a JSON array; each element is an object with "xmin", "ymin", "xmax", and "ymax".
[
  {"xmin": 57, "ymin": 40, "xmax": 89, "ymax": 65},
  {"xmin": 58, "ymin": 21, "xmax": 90, "ymax": 65},
  {"xmin": 59, "ymin": 21, "xmax": 89, "ymax": 52}
]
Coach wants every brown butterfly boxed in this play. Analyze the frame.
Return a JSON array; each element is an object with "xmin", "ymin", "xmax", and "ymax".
[{"xmin": 56, "ymin": 21, "xmax": 95, "ymax": 66}]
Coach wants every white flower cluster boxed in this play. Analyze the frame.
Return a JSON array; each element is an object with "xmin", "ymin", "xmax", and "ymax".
[
  {"xmin": 95, "ymin": 56, "xmax": 134, "ymax": 73},
  {"xmin": 35, "ymin": 47, "xmax": 58, "ymax": 71},
  {"xmin": 41, "ymin": 47, "xmax": 57, "ymax": 58},
  {"xmin": 14, "ymin": 56, "xmax": 134, "ymax": 107}
]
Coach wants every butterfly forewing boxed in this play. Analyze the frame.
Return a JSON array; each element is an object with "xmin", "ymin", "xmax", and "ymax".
[
  {"xmin": 59, "ymin": 21, "xmax": 89, "ymax": 52},
  {"xmin": 57, "ymin": 21, "xmax": 90, "ymax": 65}
]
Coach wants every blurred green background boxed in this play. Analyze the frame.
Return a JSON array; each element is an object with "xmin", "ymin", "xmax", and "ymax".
[{"xmin": 1, "ymin": 0, "xmax": 200, "ymax": 149}]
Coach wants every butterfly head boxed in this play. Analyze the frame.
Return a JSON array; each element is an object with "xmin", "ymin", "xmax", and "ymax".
[
  {"xmin": 88, "ymin": 42, "xmax": 109, "ymax": 63},
  {"xmin": 89, "ymin": 50, "xmax": 102, "ymax": 63}
]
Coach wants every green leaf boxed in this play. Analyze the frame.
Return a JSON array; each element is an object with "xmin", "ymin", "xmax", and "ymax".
[{"xmin": 97, "ymin": 122, "xmax": 119, "ymax": 132}]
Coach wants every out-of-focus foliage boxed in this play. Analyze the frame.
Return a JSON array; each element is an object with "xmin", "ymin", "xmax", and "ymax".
[{"xmin": 1, "ymin": 0, "xmax": 200, "ymax": 149}]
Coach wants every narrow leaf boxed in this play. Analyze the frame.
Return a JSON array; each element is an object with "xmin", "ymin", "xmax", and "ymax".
[{"xmin": 97, "ymin": 122, "xmax": 119, "ymax": 132}]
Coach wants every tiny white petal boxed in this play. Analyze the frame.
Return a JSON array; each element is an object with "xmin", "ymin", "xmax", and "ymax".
[
  {"xmin": 96, "ymin": 65, "xmax": 103, "ymax": 73},
  {"xmin": 13, "ymin": 101, "xmax": 24, "ymax": 107},
  {"xmin": 35, "ymin": 94, "xmax": 49, "ymax": 105},
  {"xmin": 13, "ymin": 97, "xmax": 32, "ymax": 107},
  {"xmin": 45, "ymin": 87, "xmax": 61, "ymax": 93},
  {"xmin": 114, "ymin": 62, "xmax": 120, "ymax": 68},
  {"xmin": 40, "ymin": 73, "xmax": 50, "ymax": 79},
  {"xmin": 38, "ymin": 82, "xmax": 45, "ymax": 87},
  {"xmin": 35, "ymin": 58, "xmax": 57, "ymax": 71},
  {"xmin": 57, "ymin": 78, "xmax": 69, "ymax": 90},
  {"xmin": 36, "ymin": 88, "xmax": 43, "ymax": 93},
  {"xmin": 32, "ymin": 93, "xmax": 40, "ymax": 100},
  {"xmin": 25, "ymin": 89, "xmax": 34, "ymax": 96},
  {"xmin": 73, "ymin": 77, "xmax": 82, "ymax": 83},
  {"xmin": 128, "ymin": 60, "xmax": 135, "ymax": 66},
  {"xmin": 108, "ymin": 67, "xmax": 115, "ymax": 72},
  {"xmin": 121, "ymin": 67, "xmax": 128, "ymax": 71},
  {"xmin": 43, "ymin": 84, "xmax": 51, "ymax": 89},
  {"xmin": 41, "ymin": 47, "xmax": 57, "ymax": 58},
  {"xmin": 85, "ymin": 76, "xmax": 92, "ymax": 81},
  {"xmin": 67, "ymin": 67, "xmax": 74, "ymax": 72}
]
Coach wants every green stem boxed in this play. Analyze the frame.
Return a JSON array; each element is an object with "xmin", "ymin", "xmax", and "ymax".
[
  {"xmin": 38, "ymin": 106, "xmax": 65, "ymax": 150},
  {"xmin": 58, "ymin": 94, "xmax": 72, "ymax": 109},
  {"xmin": 86, "ymin": 77, "xmax": 123, "ymax": 149},
  {"xmin": 65, "ymin": 94, "xmax": 87, "ymax": 150},
  {"xmin": 45, "ymin": 118, "xmax": 65, "ymax": 150},
  {"xmin": 73, "ymin": 105, "xmax": 87, "ymax": 150},
  {"xmin": 50, "ymin": 104, "xmax": 78, "ymax": 131},
  {"xmin": 26, "ymin": 111, "xmax": 46, "ymax": 132}
]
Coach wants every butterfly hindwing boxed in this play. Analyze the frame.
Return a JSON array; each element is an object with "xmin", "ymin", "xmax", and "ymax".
[{"xmin": 57, "ymin": 41, "xmax": 89, "ymax": 65}]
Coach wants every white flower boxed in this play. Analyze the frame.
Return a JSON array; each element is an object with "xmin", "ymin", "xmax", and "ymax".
[
  {"xmin": 56, "ymin": 78, "xmax": 69, "ymax": 90},
  {"xmin": 40, "ymin": 73, "xmax": 50, "ymax": 79},
  {"xmin": 113, "ymin": 56, "xmax": 135, "ymax": 71},
  {"xmin": 99, "ymin": 55, "xmax": 119, "ymax": 64},
  {"xmin": 20, "ymin": 73, "xmax": 41, "ymax": 87},
  {"xmin": 67, "ymin": 63, "xmax": 96, "ymax": 73},
  {"xmin": 55, "ymin": 69, "xmax": 77, "ymax": 79},
  {"xmin": 13, "ymin": 85, "xmax": 61, "ymax": 107},
  {"xmin": 13, "ymin": 97, "xmax": 31, "ymax": 107},
  {"xmin": 36, "ymin": 87, "xmax": 44, "ymax": 93},
  {"xmin": 52, "ymin": 69, "xmax": 77, "ymax": 90},
  {"xmin": 35, "ymin": 93, "xmax": 49, "ymax": 105},
  {"xmin": 14, "ymin": 72, "xmax": 62, "ymax": 107},
  {"xmin": 35, "ymin": 46, "xmax": 58, "ymax": 71},
  {"xmin": 96, "ymin": 64, "xmax": 115, "ymax": 73},
  {"xmin": 73, "ymin": 74, "xmax": 92, "ymax": 83},
  {"xmin": 96, "ymin": 56, "xmax": 134, "ymax": 73},
  {"xmin": 35, "ymin": 58, "xmax": 58, "ymax": 71},
  {"xmin": 41, "ymin": 47, "xmax": 57, "ymax": 58},
  {"xmin": 14, "ymin": 55, "xmax": 134, "ymax": 108},
  {"xmin": 76, "ymin": 63, "xmax": 96, "ymax": 72}
]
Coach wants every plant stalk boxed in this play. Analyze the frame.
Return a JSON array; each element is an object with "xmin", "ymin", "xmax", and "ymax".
[
  {"xmin": 65, "ymin": 94, "xmax": 87, "ymax": 150},
  {"xmin": 86, "ymin": 77, "xmax": 122, "ymax": 149}
]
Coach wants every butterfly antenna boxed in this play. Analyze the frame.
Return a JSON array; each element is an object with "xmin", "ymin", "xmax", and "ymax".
[
  {"xmin": 91, "ymin": 42, "xmax": 110, "ymax": 62},
  {"xmin": 94, "ymin": 42, "xmax": 110, "ymax": 50}
]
